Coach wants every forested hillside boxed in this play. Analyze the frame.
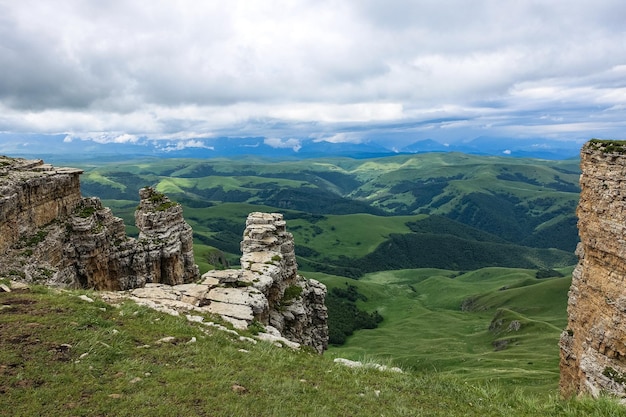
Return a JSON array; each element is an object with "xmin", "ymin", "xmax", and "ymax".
[{"xmin": 77, "ymin": 152, "xmax": 579, "ymax": 277}]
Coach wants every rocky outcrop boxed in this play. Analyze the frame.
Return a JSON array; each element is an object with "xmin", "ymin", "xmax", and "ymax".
[
  {"xmin": 57, "ymin": 189, "xmax": 199, "ymax": 290},
  {"xmin": 121, "ymin": 212, "xmax": 329, "ymax": 353},
  {"xmin": 0, "ymin": 156, "xmax": 327, "ymax": 353},
  {"xmin": 0, "ymin": 156, "xmax": 82, "ymax": 254},
  {"xmin": 0, "ymin": 156, "xmax": 199, "ymax": 290},
  {"xmin": 560, "ymin": 140, "xmax": 626, "ymax": 400}
]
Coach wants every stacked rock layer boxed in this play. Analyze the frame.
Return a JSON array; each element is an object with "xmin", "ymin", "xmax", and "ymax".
[
  {"xmin": 125, "ymin": 212, "xmax": 329, "ymax": 353},
  {"xmin": 560, "ymin": 140, "xmax": 626, "ymax": 399}
]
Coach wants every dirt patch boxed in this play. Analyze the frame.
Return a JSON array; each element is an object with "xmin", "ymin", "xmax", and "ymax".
[
  {"xmin": 1, "ymin": 297, "xmax": 36, "ymax": 305},
  {"xmin": 7, "ymin": 333, "xmax": 40, "ymax": 345}
]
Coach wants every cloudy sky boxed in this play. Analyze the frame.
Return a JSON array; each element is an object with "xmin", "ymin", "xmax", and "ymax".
[{"xmin": 1, "ymin": 0, "xmax": 625, "ymax": 148}]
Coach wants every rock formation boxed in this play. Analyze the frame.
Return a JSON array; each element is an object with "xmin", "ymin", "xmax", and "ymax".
[
  {"xmin": 121, "ymin": 212, "xmax": 329, "ymax": 353},
  {"xmin": 560, "ymin": 140, "xmax": 626, "ymax": 399},
  {"xmin": 0, "ymin": 156, "xmax": 198, "ymax": 289},
  {"xmin": 0, "ymin": 156, "xmax": 82, "ymax": 254}
]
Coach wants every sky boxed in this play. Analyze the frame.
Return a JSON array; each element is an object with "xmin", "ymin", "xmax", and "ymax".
[{"xmin": 1, "ymin": 0, "xmax": 625, "ymax": 149}]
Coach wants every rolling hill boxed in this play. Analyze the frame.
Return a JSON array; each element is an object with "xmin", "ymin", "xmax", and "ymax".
[{"xmin": 76, "ymin": 152, "xmax": 580, "ymax": 276}]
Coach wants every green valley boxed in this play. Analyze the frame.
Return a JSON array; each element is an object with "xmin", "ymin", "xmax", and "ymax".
[
  {"xmin": 78, "ymin": 152, "xmax": 579, "ymax": 275},
  {"xmin": 313, "ymin": 266, "xmax": 573, "ymax": 392},
  {"xmin": 73, "ymin": 152, "xmax": 582, "ymax": 394}
]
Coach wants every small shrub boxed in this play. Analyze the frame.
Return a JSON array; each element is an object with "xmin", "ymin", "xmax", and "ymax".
[
  {"xmin": 76, "ymin": 206, "xmax": 97, "ymax": 218},
  {"xmin": 603, "ymin": 366, "xmax": 626, "ymax": 385},
  {"xmin": 588, "ymin": 139, "xmax": 626, "ymax": 154},
  {"xmin": 247, "ymin": 320, "xmax": 265, "ymax": 335},
  {"xmin": 156, "ymin": 201, "xmax": 178, "ymax": 211},
  {"xmin": 148, "ymin": 191, "xmax": 166, "ymax": 203},
  {"xmin": 19, "ymin": 230, "xmax": 48, "ymax": 247},
  {"xmin": 282, "ymin": 285, "xmax": 303, "ymax": 303}
]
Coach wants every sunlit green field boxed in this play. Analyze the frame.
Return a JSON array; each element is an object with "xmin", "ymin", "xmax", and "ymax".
[{"xmin": 310, "ymin": 266, "xmax": 573, "ymax": 393}]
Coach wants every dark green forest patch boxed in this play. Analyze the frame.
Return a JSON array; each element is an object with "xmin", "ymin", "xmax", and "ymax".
[{"xmin": 326, "ymin": 283, "xmax": 383, "ymax": 345}]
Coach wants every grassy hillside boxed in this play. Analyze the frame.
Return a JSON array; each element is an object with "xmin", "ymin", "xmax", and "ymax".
[
  {"xmin": 308, "ymin": 266, "xmax": 575, "ymax": 393},
  {"xmin": 1, "ymin": 284, "xmax": 623, "ymax": 417},
  {"xmin": 62, "ymin": 153, "xmax": 590, "ymax": 405},
  {"xmin": 78, "ymin": 153, "xmax": 579, "ymax": 276}
]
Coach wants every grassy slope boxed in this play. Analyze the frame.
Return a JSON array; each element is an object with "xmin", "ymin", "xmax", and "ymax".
[
  {"xmin": 290, "ymin": 213, "xmax": 423, "ymax": 258},
  {"xmin": 77, "ymin": 154, "xmax": 580, "ymax": 274},
  {"xmin": 307, "ymin": 267, "xmax": 574, "ymax": 394},
  {"xmin": 1, "ymin": 285, "xmax": 623, "ymax": 417}
]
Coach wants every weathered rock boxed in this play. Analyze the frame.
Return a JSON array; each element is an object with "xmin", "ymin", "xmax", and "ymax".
[
  {"xmin": 0, "ymin": 156, "xmax": 83, "ymax": 254},
  {"xmin": 238, "ymin": 212, "xmax": 328, "ymax": 353},
  {"xmin": 111, "ymin": 212, "xmax": 329, "ymax": 352},
  {"xmin": 59, "ymin": 190, "xmax": 200, "ymax": 290},
  {"xmin": 0, "ymin": 157, "xmax": 199, "ymax": 290},
  {"xmin": 0, "ymin": 156, "xmax": 327, "ymax": 353},
  {"xmin": 560, "ymin": 140, "xmax": 626, "ymax": 400}
]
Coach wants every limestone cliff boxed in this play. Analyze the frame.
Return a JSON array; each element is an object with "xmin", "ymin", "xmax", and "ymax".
[
  {"xmin": 0, "ymin": 156, "xmax": 199, "ymax": 289},
  {"xmin": 0, "ymin": 156, "xmax": 82, "ymax": 254},
  {"xmin": 560, "ymin": 140, "xmax": 626, "ymax": 399}
]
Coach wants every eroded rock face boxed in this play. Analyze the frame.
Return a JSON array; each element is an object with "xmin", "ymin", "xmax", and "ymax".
[
  {"xmin": 0, "ymin": 156, "xmax": 327, "ymax": 353},
  {"xmin": 560, "ymin": 140, "xmax": 626, "ymax": 399},
  {"xmin": 58, "ymin": 190, "xmax": 200, "ymax": 290},
  {"xmin": 0, "ymin": 156, "xmax": 83, "ymax": 254},
  {"xmin": 0, "ymin": 156, "xmax": 199, "ymax": 290},
  {"xmin": 239, "ymin": 213, "xmax": 328, "ymax": 353},
  {"xmin": 125, "ymin": 212, "xmax": 329, "ymax": 353}
]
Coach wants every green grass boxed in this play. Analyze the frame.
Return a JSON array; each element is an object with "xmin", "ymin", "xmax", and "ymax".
[
  {"xmin": 80, "ymin": 153, "xmax": 580, "ymax": 274},
  {"xmin": 1, "ymin": 286, "xmax": 624, "ymax": 416},
  {"xmin": 309, "ymin": 267, "xmax": 574, "ymax": 394},
  {"xmin": 290, "ymin": 213, "xmax": 424, "ymax": 258}
]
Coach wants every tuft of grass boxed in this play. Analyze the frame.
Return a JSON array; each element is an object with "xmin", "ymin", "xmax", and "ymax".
[
  {"xmin": 282, "ymin": 285, "xmax": 303, "ymax": 303},
  {"xmin": 76, "ymin": 206, "xmax": 97, "ymax": 218},
  {"xmin": 156, "ymin": 201, "xmax": 178, "ymax": 211},
  {"xmin": 588, "ymin": 139, "xmax": 626, "ymax": 154}
]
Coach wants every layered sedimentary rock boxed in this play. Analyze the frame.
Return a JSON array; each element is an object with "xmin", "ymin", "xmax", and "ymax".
[
  {"xmin": 0, "ymin": 156, "xmax": 199, "ymax": 290},
  {"xmin": 58, "ymin": 189, "xmax": 199, "ymax": 290},
  {"xmin": 560, "ymin": 140, "xmax": 626, "ymax": 399},
  {"xmin": 124, "ymin": 212, "xmax": 329, "ymax": 353},
  {"xmin": 0, "ymin": 156, "xmax": 82, "ymax": 254}
]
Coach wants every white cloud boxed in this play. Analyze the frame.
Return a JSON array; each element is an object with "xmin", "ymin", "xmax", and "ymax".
[
  {"xmin": 264, "ymin": 138, "xmax": 302, "ymax": 152},
  {"xmin": 157, "ymin": 139, "xmax": 213, "ymax": 152},
  {"xmin": 61, "ymin": 132, "xmax": 141, "ymax": 144},
  {"xmin": 0, "ymin": 0, "xmax": 625, "ymax": 145},
  {"xmin": 313, "ymin": 133, "xmax": 362, "ymax": 144}
]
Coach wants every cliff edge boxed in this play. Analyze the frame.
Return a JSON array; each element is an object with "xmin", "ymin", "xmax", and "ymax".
[
  {"xmin": 560, "ymin": 140, "xmax": 626, "ymax": 400},
  {"xmin": 0, "ymin": 155, "xmax": 199, "ymax": 289}
]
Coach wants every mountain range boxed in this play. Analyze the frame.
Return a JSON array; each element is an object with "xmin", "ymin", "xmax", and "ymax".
[{"xmin": 0, "ymin": 133, "xmax": 582, "ymax": 161}]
